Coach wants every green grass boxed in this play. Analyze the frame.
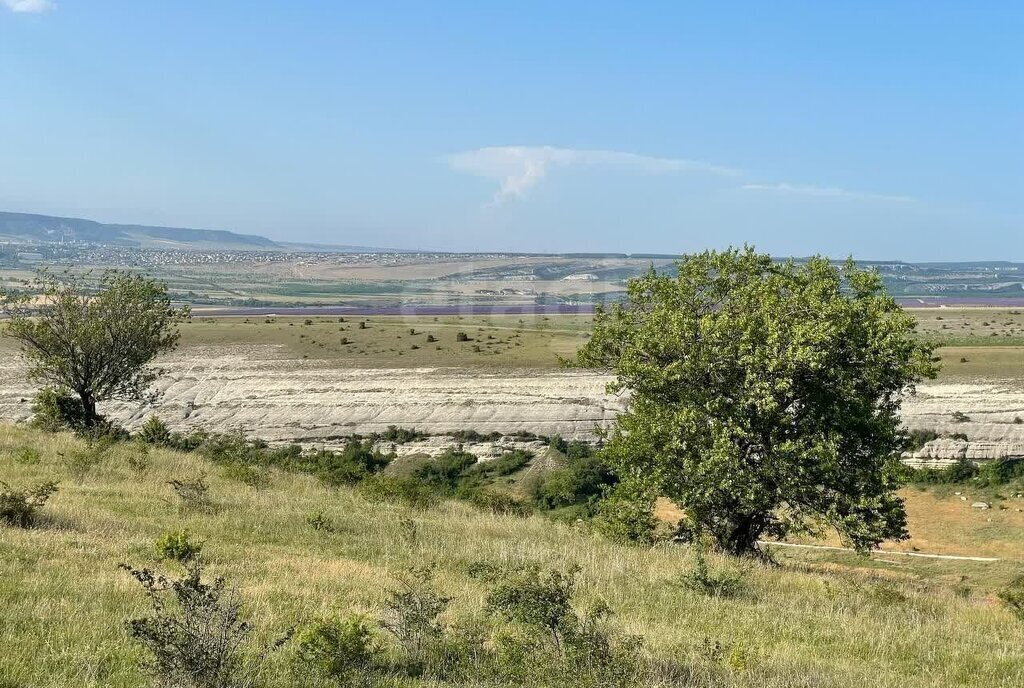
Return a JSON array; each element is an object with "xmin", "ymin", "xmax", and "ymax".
[
  {"xmin": 173, "ymin": 313, "xmax": 1024, "ymax": 376},
  {"xmin": 933, "ymin": 346, "xmax": 1024, "ymax": 380},
  {"xmin": 2, "ymin": 424, "xmax": 1024, "ymax": 687},
  {"xmin": 174, "ymin": 314, "xmax": 593, "ymax": 368}
]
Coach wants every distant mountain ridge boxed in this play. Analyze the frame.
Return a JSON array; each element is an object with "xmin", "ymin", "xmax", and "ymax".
[{"xmin": 0, "ymin": 211, "xmax": 282, "ymax": 250}]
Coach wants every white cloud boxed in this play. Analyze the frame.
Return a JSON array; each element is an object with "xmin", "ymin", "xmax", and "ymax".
[
  {"xmin": 448, "ymin": 145, "xmax": 741, "ymax": 205},
  {"xmin": 741, "ymin": 182, "xmax": 913, "ymax": 203},
  {"xmin": 2, "ymin": 0, "xmax": 56, "ymax": 12}
]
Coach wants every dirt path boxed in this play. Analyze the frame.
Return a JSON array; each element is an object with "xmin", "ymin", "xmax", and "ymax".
[{"xmin": 760, "ymin": 541, "xmax": 1002, "ymax": 562}]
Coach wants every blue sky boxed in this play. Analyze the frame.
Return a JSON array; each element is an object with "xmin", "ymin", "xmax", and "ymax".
[{"xmin": 1, "ymin": 2, "xmax": 1021, "ymax": 258}]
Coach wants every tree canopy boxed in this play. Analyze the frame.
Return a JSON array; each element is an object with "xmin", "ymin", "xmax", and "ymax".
[
  {"xmin": 1, "ymin": 270, "xmax": 189, "ymax": 426},
  {"xmin": 579, "ymin": 248, "xmax": 938, "ymax": 555}
]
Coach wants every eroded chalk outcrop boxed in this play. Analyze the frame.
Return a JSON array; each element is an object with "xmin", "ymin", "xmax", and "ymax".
[{"xmin": 1, "ymin": 348, "xmax": 1022, "ymax": 458}]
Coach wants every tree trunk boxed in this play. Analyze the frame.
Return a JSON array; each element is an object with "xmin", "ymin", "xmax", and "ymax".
[
  {"xmin": 79, "ymin": 390, "xmax": 98, "ymax": 427},
  {"xmin": 720, "ymin": 513, "xmax": 767, "ymax": 557}
]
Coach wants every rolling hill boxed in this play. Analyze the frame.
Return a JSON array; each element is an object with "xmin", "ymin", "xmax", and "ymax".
[{"xmin": 0, "ymin": 211, "xmax": 282, "ymax": 250}]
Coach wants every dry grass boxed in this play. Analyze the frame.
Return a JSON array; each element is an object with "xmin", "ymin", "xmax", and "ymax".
[{"xmin": 2, "ymin": 424, "xmax": 1024, "ymax": 687}]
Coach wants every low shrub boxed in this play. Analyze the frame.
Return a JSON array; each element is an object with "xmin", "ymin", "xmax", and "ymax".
[
  {"xmin": 14, "ymin": 446, "xmax": 41, "ymax": 465},
  {"xmin": 0, "ymin": 480, "xmax": 58, "ymax": 528},
  {"xmin": 906, "ymin": 457, "xmax": 979, "ymax": 485},
  {"xmin": 906, "ymin": 456, "xmax": 1024, "ymax": 487},
  {"xmin": 121, "ymin": 561, "xmax": 292, "ymax": 688},
  {"xmin": 380, "ymin": 565, "xmax": 451, "ymax": 672},
  {"xmin": 475, "ymin": 562, "xmax": 646, "ymax": 687},
  {"xmin": 905, "ymin": 428, "xmax": 940, "ymax": 451},
  {"xmin": 127, "ymin": 445, "xmax": 152, "ymax": 477},
  {"xmin": 359, "ymin": 475, "xmax": 438, "ymax": 509},
  {"xmin": 999, "ymin": 576, "xmax": 1024, "ymax": 622},
  {"xmin": 30, "ymin": 388, "xmax": 89, "ymax": 432},
  {"xmin": 978, "ymin": 457, "xmax": 1024, "ymax": 486},
  {"xmin": 294, "ymin": 615, "xmax": 378, "ymax": 681},
  {"xmin": 448, "ymin": 429, "xmax": 502, "ymax": 443},
  {"xmin": 221, "ymin": 462, "xmax": 271, "ymax": 489},
  {"xmin": 138, "ymin": 415, "xmax": 171, "ymax": 446},
  {"xmin": 467, "ymin": 450, "xmax": 533, "ymax": 479},
  {"xmin": 593, "ymin": 482, "xmax": 658, "ymax": 545},
  {"xmin": 378, "ymin": 425, "xmax": 428, "ymax": 444},
  {"xmin": 63, "ymin": 440, "xmax": 111, "ymax": 481},
  {"xmin": 154, "ymin": 529, "xmax": 204, "ymax": 563},
  {"xmin": 169, "ymin": 475, "xmax": 214, "ymax": 513},
  {"xmin": 305, "ymin": 509, "xmax": 337, "ymax": 533},
  {"xmin": 414, "ymin": 449, "xmax": 478, "ymax": 492},
  {"xmin": 468, "ymin": 489, "xmax": 533, "ymax": 517},
  {"xmin": 530, "ymin": 454, "xmax": 618, "ymax": 511},
  {"xmin": 678, "ymin": 548, "xmax": 747, "ymax": 598},
  {"xmin": 312, "ymin": 441, "xmax": 391, "ymax": 487}
]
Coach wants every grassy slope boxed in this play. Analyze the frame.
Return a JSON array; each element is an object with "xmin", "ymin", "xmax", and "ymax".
[{"xmin": 2, "ymin": 425, "xmax": 1024, "ymax": 687}]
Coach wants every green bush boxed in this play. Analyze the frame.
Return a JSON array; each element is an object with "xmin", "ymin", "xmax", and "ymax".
[
  {"xmin": 63, "ymin": 440, "xmax": 111, "ymax": 481},
  {"xmin": 127, "ymin": 445, "xmax": 152, "ymax": 476},
  {"xmin": 154, "ymin": 529, "xmax": 204, "ymax": 562},
  {"xmin": 221, "ymin": 461, "xmax": 271, "ymax": 489},
  {"xmin": 905, "ymin": 429, "xmax": 940, "ymax": 451},
  {"xmin": 593, "ymin": 482, "xmax": 658, "ymax": 545},
  {"xmin": 312, "ymin": 441, "xmax": 391, "ymax": 487},
  {"xmin": 474, "ymin": 562, "xmax": 645, "ymax": 687},
  {"xmin": 414, "ymin": 449, "xmax": 478, "ymax": 492},
  {"xmin": 467, "ymin": 450, "xmax": 533, "ymax": 479},
  {"xmin": 530, "ymin": 454, "xmax": 617, "ymax": 511},
  {"xmin": 295, "ymin": 615, "xmax": 377, "ymax": 681},
  {"xmin": 378, "ymin": 425, "xmax": 428, "ymax": 444},
  {"xmin": 999, "ymin": 576, "xmax": 1024, "ymax": 622},
  {"xmin": 359, "ymin": 475, "xmax": 438, "ymax": 509},
  {"xmin": 30, "ymin": 388, "xmax": 89, "ymax": 432},
  {"xmin": 678, "ymin": 548, "xmax": 747, "ymax": 598},
  {"xmin": 468, "ymin": 489, "xmax": 533, "ymax": 517},
  {"xmin": 138, "ymin": 415, "xmax": 171, "ymax": 445},
  {"xmin": 906, "ymin": 457, "xmax": 979, "ymax": 485},
  {"xmin": 305, "ymin": 509, "xmax": 337, "ymax": 533},
  {"xmin": 448, "ymin": 429, "xmax": 502, "ymax": 443},
  {"xmin": 979, "ymin": 458, "xmax": 1024, "ymax": 486},
  {"xmin": 906, "ymin": 456, "xmax": 1024, "ymax": 487},
  {"xmin": 0, "ymin": 480, "xmax": 58, "ymax": 528},
  {"xmin": 14, "ymin": 446, "xmax": 41, "ymax": 465}
]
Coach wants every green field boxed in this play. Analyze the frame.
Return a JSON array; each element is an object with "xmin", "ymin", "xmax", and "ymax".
[
  {"xmin": 176, "ymin": 314, "xmax": 593, "ymax": 368},
  {"xmin": 3, "ymin": 424, "xmax": 1024, "ymax": 687},
  {"xmin": 172, "ymin": 312, "xmax": 1024, "ymax": 379}
]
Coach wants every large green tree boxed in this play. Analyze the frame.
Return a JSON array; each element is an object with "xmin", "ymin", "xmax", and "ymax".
[
  {"xmin": 579, "ymin": 248, "xmax": 937, "ymax": 556},
  {"xmin": 1, "ymin": 270, "xmax": 189, "ymax": 426}
]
